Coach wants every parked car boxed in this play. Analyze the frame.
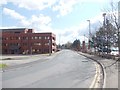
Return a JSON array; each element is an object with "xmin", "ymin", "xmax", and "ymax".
[
  {"xmin": 110, "ymin": 48, "xmax": 119, "ymax": 56},
  {"xmin": 103, "ymin": 48, "xmax": 111, "ymax": 53},
  {"xmin": 97, "ymin": 48, "xmax": 111, "ymax": 53}
]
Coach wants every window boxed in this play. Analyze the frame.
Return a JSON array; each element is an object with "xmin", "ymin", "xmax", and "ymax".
[
  {"xmin": 45, "ymin": 43, "xmax": 49, "ymax": 45},
  {"xmin": 34, "ymin": 43, "xmax": 41, "ymax": 45},
  {"xmin": 53, "ymin": 43, "xmax": 55, "ymax": 46},
  {"xmin": 45, "ymin": 36, "xmax": 50, "ymax": 39},
  {"xmin": 2, "ymin": 37, "xmax": 6, "ymax": 40},
  {"xmin": 2, "ymin": 43, "xmax": 7, "ymax": 46},
  {"xmin": 48, "ymin": 37, "xmax": 50, "ymax": 39},
  {"xmin": 23, "ymin": 37, "xmax": 28, "ymax": 40},
  {"xmin": 0, "ymin": 37, "xmax": 2, "ymax": 40},
  {"xmin": 53, "ymin": 37, "xmax": 55, "ymax": 40},
  {"xmin": 16, "ymin": 43, "xmax": 20, "ymax": 46},
  {"xmin": 35, "ymin": 36, "xmax": 38, "ymax": 39},
  {"xmin": 6, "ymin": 37, "xmax": 8, "ymax": 40},
  {"xmin": 45, "ymin": 37, "xmax": 47, "ymax": 39},
  {"xmin": 10, "ymin": 37, "xmax": 14, "ymax": 40},
  {"xmin": 23, "ymin": 43, "xmax": 27, "ymax": 46},
  {"xmin": 16, "ymin": 37, "xmax": 21, "ymax": 40},
  {"xmin": 16, "ymin": 37, "xmax": 18, "ymax": 40},
  {"xmin": 4, "ymin": 49, "xmax": 7, "ymax": 53},
  {"xmin": 38, "ymin": 36, "xmax": 41, "ymax": 39},
  {"xmin": 31, "ymin": 37, "xmax": 34, "ymax": 39},
  {"xmin": 6, "ymin": 44, "xmax": 8, "ymax": 46},
  {"xmin": 3, "ymin": 37, "xmax": 8, "ymax": 40}
]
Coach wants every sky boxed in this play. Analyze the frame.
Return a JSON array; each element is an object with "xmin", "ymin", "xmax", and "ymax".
[{"xmin": 0, "ymin": 0, "xmax": 119, "ymax": 44}]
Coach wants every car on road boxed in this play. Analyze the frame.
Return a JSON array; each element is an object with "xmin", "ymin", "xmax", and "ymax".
[{"xmin": 110, "ymin": 48, "xmax": 119, "ymax": 56}]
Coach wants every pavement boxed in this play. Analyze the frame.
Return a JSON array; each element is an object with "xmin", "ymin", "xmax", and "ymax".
[
  {"xmin": 78, "ymin": 52, "xmax": 118, "ymax": 88},
  {"xmin": 0, "ymin": 53, "xmax": 57, "ymax": 67},
  {"xmin": 0, "ymin": 51, "xmax": 119, "ymax": 88}
]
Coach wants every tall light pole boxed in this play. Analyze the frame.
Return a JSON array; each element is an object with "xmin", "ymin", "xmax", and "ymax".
[
  {"xmin": 87, "ymin": 20, "xmax": 91, "ymax": 51},
  {"xmin": 103, "ymin": 13, "xmax": 106, "ymax": 27},
  {"xmin": 103, "ymin": 13, "xmax": 106, "ymax": 43},
  {"xmin": 102, "ymin": 13, "xmax": 106, "ymax": 54},
  {"xmin": 118, "ymin": 1, "xmax": 120, "ymax": 55}
]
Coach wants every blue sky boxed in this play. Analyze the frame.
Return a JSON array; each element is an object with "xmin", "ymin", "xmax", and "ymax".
[{"xmin": 0, "ymin": 0, "xmax": 119, "ymax": 44}]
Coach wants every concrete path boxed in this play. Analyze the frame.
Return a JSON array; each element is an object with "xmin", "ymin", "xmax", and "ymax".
[{"xmin": 78, "ymin": 52, "xmax": 118, "ymax": 88}]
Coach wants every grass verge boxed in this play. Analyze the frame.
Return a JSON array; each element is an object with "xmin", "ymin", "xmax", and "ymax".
[{"xmin": 0, "ymin": 64, "xmax": 7, "ymax": 68}]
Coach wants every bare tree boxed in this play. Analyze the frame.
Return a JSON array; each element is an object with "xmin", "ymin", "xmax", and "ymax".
[{"xmin": 104, "ymin": 1, "xmax": 120, "ymax": 55}]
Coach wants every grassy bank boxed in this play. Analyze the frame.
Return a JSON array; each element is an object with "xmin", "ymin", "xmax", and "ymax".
[{"xmin": 0, "ymin": 64, "xmax": 7, "ymax": 68}]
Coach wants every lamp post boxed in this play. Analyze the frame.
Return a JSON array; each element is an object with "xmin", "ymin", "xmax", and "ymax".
[
  {"xmin": 102, "ymin": 13, "xmax": 106, "ymax": 55},
  {"xmin": 103, "ymin": 13, "xmax": 106, "ymax": 27},
  {"xmin": 87, "ymin": 20, "xmax": 91, "ymax": 52},
  {"xmin": 118, "ymin": 1, "xmax": 120, "ymax": 55}
]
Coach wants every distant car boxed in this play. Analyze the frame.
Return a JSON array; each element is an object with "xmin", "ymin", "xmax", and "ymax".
[
  {"xmin": 97, "ymin": 48, "xmax": 111, "ymax": 53},
  {"xmin": 103, "ymin": 48, "xmax": 111, "ymax": 53},
  {"xmin": 110, "ymin": 49, "xmax": 119, "ymax": 56}
]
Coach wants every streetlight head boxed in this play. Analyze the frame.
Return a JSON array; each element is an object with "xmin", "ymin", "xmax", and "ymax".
[
  {"xmin": 103, "ymin": 13, "xmax": 106, "ymax": 16},
  {"xmin": 87, "ymin": 20, "xmax": 90, "ymax": 22}
]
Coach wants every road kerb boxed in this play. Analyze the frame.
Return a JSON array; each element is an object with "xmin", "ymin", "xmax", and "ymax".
[
  {"xmin": 89, "ymin": 62, "xmax": 101, "ymax": 88},
  {"xmin": 78, "ymin": 52, "xmax": 106, "ymax": 88}
]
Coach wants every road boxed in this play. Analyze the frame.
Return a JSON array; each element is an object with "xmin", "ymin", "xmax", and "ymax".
[{"xmin": 2, "ymin": 50, "xmax": 97, "ymax": 88}]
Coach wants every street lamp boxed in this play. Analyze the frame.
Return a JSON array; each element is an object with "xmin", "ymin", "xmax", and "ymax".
[
  {"xmin": 102, "ymin": 13, "xmax": 106, "ymax": 55},
  {"xmin": 103, "ymin": 13, "xmax": 106, "ymax": 26},
  {"xmin": 87, "ymin": 20, "xmax": 91, "ymax": 51},
  {"xmin": 87, "ymin": 20, "xmax": 91, "ymax": 39}
]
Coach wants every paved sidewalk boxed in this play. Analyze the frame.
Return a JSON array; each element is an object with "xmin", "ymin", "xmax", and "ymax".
[
  {"xmin": 0, "ymin": 53, "xmax": 58, "ymax": 66},
  {"xmin": 78, "ymin": 52, "xmax": 118, "ymax": 88}
]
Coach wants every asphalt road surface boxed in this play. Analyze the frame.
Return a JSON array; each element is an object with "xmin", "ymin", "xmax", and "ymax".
[{"xmin": 2, "ymin": 50, "xmax": 96, "ymax": 88}]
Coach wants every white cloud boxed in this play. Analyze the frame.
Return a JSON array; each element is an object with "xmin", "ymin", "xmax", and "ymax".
[
  {"xmin": 55, "ymin": 13, "xmax": 105, "ymax": 44},
  {"xmin": 31, "ymin": 14, "xmax": 51, "ymax": 25},
  {"xmin": 1, "ymin": 0, "xmax": 79, "ymax": 17},
  {"xmin": 52, "ymin": 0, "xmax": 79, "ymax": 16},
  {"xmin": 3, "ymin": 8, "xmax": 25, "ymax": 20},
  {"xmin": 3, "ymin": 0, "xmax": 57, "ymax": 10},
  {"xmin": 0, "ymin": 0, "xmax": 7, "ymax": 6},
  {"xmin": 2, "ymin": 0, "xmax": 116, "ymax": 18},
  {"xmin": 3, "ymin": 8, "xmax": 52, "ymax": 32}
]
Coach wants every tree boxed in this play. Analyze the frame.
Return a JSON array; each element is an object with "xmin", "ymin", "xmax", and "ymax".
[
  {"xmin": 104, "ymin": 1, "xmax": 120, "ymax": 54},
  {"xmin": 65, "ymin": 42, "xmax": 72, "ymax": 49},
  {"xmin": 93, "ymin": 22, "xmax": 117, "ymax": 52},
  {"xmin": 71, "ymin": 39, "xmax": 81, "ymax": 51}
]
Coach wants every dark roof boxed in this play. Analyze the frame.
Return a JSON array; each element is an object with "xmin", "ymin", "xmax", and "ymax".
[{"xmin": 1, "ymin": 28, "xmax": 26, "ymax": 32}]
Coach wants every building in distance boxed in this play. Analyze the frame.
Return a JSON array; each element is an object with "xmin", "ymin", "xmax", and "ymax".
[{"xmin": 1, "ymin": 28, "xmax": 56, "ymax": 54}]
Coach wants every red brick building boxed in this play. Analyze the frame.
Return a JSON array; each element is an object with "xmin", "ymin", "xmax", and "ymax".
[{"xmin": 1, "ymin": 28, "xmax": 56, "ymax": 54}]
